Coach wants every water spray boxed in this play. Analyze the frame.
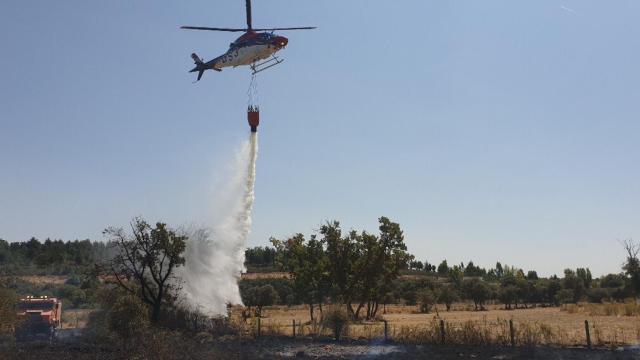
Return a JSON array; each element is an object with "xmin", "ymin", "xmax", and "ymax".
[{"xmin": 180, "ymin": 76, "xmax": 260, "ymax": 316}]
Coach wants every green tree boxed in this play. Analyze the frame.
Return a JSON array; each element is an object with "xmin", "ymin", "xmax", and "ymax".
[
  {"xmin": 271, "ymin": 234, "xmax": 328, "ymax": 322},
  {"xmin": 437, "ymin": 285, "xmax": 459, "ymax": 311},
  {"xmin": 448, "ymin": 266, "xmax": 464, "ymax": 289},
  {"xmin": 104, "ymin": 217, "xmax": 187, "ymax": 323},
  {"xmin": 437, "ymin": 260, "xmax": 449, "ymax": 276},
  {"xmin": 545, "ymin": 279, "xmax": 562, "ymax": 306},
  {"xmin": 462, "ymin": 278, "xmax": 490, "ymax": 310},
  {"xmin": 498, "ymin": 285, "xmax": 518, "ymax": 309},
  {"xmin": 495, "ymin": 262, "xmax": 504, "ymax": 278},
  {"xmin": 244, "ymin": 246, "xmax": 278, "ymax": 268},
  {"xmin": 600, "ymin": 273, "xmax": 625, "ymax": 288},
  {"xmin": 321, "ymin": 217, "xmax": 411, "ymax": 320},
  {"xmin": 563, "ymin": 269, "xmax": 585, "ymax": 302},
  {"xmin": 320, "ymin": 221, "xmax": 358, "ymax": 316},
  {"xmin": 555, "ymin": 289, "xmax": 575, "ymax": 304},
  {"xmin": 423, "ymin": 261, "xmax": 436, "ymax": 273},
  {"xmin": 0, "ymin": 239, "xmax": 10, "ymax": 264},
  {"xmin": 254, "ymin": 285, "xmax": 279, "ymax": 317},
  {"xmin": 576, "ymin": 268, "xmax": 593, "ymax": 289},
  {"xmin": 622, "ymin": 239, "xmax": 640, "ymax": 296},
  {"xmin": 464, "ymin": 261, "xmax": 486, "ymax": 277},
  {"xmin": 417, "ymin": 289, "xmax": 437, "ymax": 313}
]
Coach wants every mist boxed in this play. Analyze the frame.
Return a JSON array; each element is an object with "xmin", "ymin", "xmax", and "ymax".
[{"xmin": 179, "ymin": 132, "xmax": 258, "ymax": 315}]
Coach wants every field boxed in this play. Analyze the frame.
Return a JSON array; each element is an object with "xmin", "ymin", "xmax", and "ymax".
[{"xmin": 241, "ymin": 303, "xmax": 640, "ymax": 348}]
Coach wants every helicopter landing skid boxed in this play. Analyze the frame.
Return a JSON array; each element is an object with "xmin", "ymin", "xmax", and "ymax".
[{"xmin": 251, "ymin": 56, "xmax": 284, "ymax": 75}]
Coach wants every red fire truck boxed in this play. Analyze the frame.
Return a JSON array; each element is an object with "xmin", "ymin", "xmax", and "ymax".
[{"xmin": 16, "ymin": 296, "xmax": 62, "ymax": 341}]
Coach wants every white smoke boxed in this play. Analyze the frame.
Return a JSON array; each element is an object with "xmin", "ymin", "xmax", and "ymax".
[{"xmin": 180, "ymin": 133, "xmax": 258, "ymax": 315}]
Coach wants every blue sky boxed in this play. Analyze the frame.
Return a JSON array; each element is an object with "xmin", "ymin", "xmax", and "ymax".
[{"xmin": 1, "ymin": 0, "xmax": 638, "ymax": 276}]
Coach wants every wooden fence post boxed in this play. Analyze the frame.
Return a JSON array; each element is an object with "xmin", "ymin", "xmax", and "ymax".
[
  {"xmin": 509, "ymin": 319, "xmax": 515, "ymax": 347},
  {"xmin": 293, "ymin": 319, "xmax": 296, "ymax": 337},
  {"xmin": 384, "ymin": 320, "xmax": 388, "ymax": 343},
  {"xmin": 440, "ymin": 319, "xmax": 446, "ymax": 344},
  {"xmin": 585, "ymin": 320, "xmax": 591, "ymax": 349},
  {"xmin": 257, "ymin": 317, "xmax": 261, "ymax": 338}
]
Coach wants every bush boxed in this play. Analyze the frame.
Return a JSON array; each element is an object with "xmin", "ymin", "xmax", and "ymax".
[
  {"xmin": 0, "ymin": 287, "xmax": 18, "ymax": 335},
  {"xmin": 555, "ymin": 289, "xmax": 575, "ymax": 304},
  {"xmin": 54, "ymin": 284, "xmax": 87, "ymax": 308},
  {"xmin": 108, "ymin": 294, "xmax": 150, "ymax": 341},
  {"xmin": 586, "ymin": 288, "xmax": 610, "ymax": 303},
  {"xmin": 322, "ymin": 306, "xmax": 349, "ymax": 341}
]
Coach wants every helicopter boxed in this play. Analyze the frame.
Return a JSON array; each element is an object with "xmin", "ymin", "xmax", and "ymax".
[{"xmin": 182, "ymin": 0, "xmax": 316, "ymax": 81}]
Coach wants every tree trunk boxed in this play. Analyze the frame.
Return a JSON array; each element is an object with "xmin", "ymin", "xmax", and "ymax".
[
  {"xmin": 347, "ymin": 302, "xmax": 356, "ymax": 318},
  {"xmin": 354, "ymin": 302, "xmax": 365, "ymax": 320},
  {"xmin": 308, "ymin": 303, "xmax": 315, "ymax": 323},
  {"xmin": 372, "ymin": 301, "xmax": 379, "ymax": 318},
  {"xmin": 366, "ymin": 301, "xmax": 371, "ymax": 320},
  {"xmin": 151, "ymin": 302, "xmax": 161, "ymax": 323}
]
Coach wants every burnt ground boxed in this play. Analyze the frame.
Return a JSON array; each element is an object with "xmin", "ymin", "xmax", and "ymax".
[{"xmin": 2, "ymin": 338, "xmax": 640, "ymax": 360}]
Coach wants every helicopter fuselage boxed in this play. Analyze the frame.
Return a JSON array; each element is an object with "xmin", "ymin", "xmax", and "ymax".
[{"xmin": 205, "ymin": 31, "xmax": 288, "ymax": 70}]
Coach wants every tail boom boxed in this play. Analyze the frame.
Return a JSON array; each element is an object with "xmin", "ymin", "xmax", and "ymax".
[{"xmin": 189, "ymin": 53, "xmax": 221, "ymax": 82}]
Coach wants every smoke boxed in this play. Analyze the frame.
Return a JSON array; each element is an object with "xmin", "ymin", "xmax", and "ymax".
[{"xmin": 180, "ymin": 133, "xmax": 258, "ymax": 315}]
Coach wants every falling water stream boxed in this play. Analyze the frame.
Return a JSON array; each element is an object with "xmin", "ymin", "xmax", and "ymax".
[{"xmin": 181, "ymin": 132, "xmax": 258, "ymax": 315}]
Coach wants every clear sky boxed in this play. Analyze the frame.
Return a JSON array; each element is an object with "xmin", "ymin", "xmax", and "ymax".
[{"xmin": 1, "ymin": 0, "xmax": 639, "ymax": 277}]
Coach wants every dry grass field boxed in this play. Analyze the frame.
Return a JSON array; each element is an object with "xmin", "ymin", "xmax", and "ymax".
[
  {"xmin": 241, "ymin": 272, "xmax": 290, "ymax": 280},
  {"xmin": 9, "ymin": 275, "xmax": 69, "ymax": 285},
  {"xmin": 238, "ymin": 303, "xmax": 640, "ymax": 347}
]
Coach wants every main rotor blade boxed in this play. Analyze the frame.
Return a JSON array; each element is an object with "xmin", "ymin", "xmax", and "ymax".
[
  {"xmin": 252, "ymin": 27, "xmax": 317, "ymax": 31},
  {"xmin": 181, "ymin": 26, "xmax": 248, "ymax": 32},
  {"xmin": 246, "ymin": 0, "xmax": 252, "ymax": 30}
]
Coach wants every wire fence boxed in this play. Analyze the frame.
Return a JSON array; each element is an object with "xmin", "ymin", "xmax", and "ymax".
[{"xmin": 244, "ymin": 317, "xmax": 640, "ymax": 348}]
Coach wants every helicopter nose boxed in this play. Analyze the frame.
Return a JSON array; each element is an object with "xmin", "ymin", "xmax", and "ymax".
[{"xmin": 273, "ymin": 36, "xmax": 288, "ymax": 48}]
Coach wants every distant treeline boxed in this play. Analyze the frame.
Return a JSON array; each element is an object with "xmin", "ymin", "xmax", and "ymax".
[
  {"xmin": 0, "ymin": 238, "xmax": 115, "ymax": 275},
  {"xmin": 244, "ymin": 246, "xmax": 277, "ymax": 269},
  {"xmin": 2, "ymin": 223, "xmax": 638, "ymax": 321}
]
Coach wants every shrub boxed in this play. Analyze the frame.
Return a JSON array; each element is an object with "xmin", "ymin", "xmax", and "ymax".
[
  {"xmin": 0, "ymin": 287, "xmax": 18, "ymax": 335},
  {"xmin": 322, "ymin": 306, "xmax": 349, "ymax": 341},
  {"xmin": 586, "ymin": 288, "xmax": 610, "ymax": 303},
  {"xmin": 108, "ymin": 295, "xmax": 150, "ymax": 341},
  {"xmin": 555, "ymin": 289, "xmax": 575, "ymax": 304}
]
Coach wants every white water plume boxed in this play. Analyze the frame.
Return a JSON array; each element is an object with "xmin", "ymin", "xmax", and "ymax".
[{"xmin": 180, "ymin": 132, "xmax": 258, "ymax": 315}]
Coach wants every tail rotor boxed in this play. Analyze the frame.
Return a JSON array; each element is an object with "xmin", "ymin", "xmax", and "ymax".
[{"xmin": 190, "ymin": 53, "xmax": 205, "ymax": 82}]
